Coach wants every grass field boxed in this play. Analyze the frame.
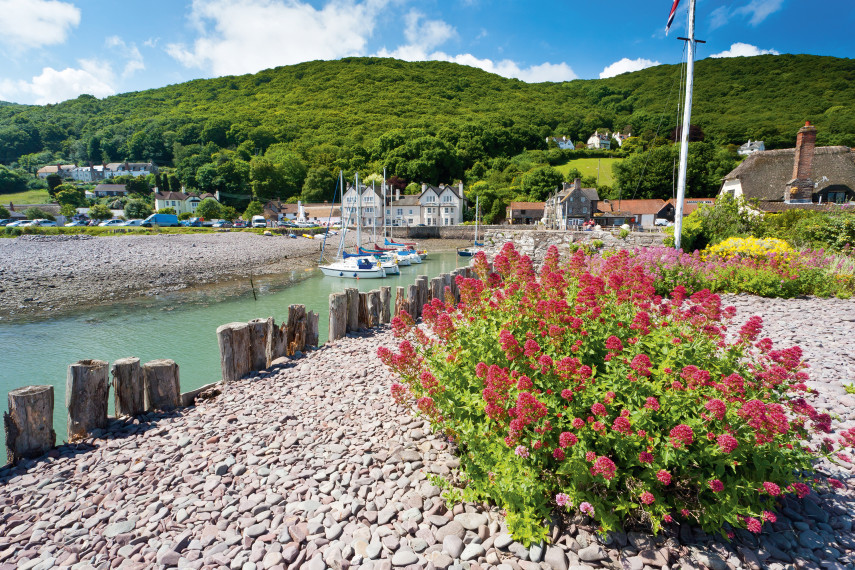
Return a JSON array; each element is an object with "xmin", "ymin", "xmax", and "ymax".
[
  {"xmin": 554, "ymin": 158, "xmax": 622, "ymax": 187},
  {"xmin": 1, "ymin": 189, "xmax": 52, "ymax": 205}
]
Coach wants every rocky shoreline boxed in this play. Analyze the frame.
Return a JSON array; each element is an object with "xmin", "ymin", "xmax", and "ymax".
[
  {"xmin": 0, "ymin": 294, "xmax": 853, "ymax": 570},
  {"xmin": 0, "ymin": 233, "xmax": 468, "ymax": 322}
]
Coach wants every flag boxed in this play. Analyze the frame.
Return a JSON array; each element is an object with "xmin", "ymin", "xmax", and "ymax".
[{"xmin": 665, "ymin": 0, "xmax": 681, "ymax": 35}]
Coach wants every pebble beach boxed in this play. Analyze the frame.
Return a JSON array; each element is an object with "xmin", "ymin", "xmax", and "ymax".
[{"xmin": 1, "ymin": 294, "xmax": 854, "ymax": 570}]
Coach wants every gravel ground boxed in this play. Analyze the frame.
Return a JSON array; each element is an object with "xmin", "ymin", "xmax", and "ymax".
[
  {"xmin": 0, "ymin": 233, "xmax": 468, "ymax": 322},
  {"xmin": 0, "ymin": 295, "xmax": 853, "ymax": 570}
]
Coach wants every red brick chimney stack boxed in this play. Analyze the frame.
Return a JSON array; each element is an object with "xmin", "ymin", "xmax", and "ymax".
[{"xmin": 793, "ymin": 121, "xmax": 817, "ymax": 182}]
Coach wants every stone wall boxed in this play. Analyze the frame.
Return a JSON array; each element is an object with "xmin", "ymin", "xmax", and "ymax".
[{"xmin": 479, "ymin": 229, "xmax": 666, "ymax": 266}]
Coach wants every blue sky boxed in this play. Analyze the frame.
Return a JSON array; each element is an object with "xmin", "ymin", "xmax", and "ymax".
[{"xmin": 0, "ymin": 0, "xmax": 852, "ymax": 105}]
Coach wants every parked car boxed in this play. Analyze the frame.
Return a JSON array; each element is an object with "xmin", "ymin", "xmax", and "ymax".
[
  {"xmin": 233, "ymin": 220, "xmax": 246, "ymax": 228},
  {"xmin": 0, "ymin": 219, "xmax": 11, "ymax": 226},
  {"xmin": 212, "ymin": 220, "xmax": 233, "ymax": 228},
  {"xmin": 251, "ymin": 215, "xmax": 267, "ymax": 228},
  {"xmin": 277, "ymin": 220, "xmax": 296, "ymax": 228},
  {"xmin": 65, "ymin": 220, "xmax": 88, "ymax": 227},
  {"xmin": 99, "ymin": 219, "xmax": 125, "ymax": 227},
  {"xmin": 121, "ymin": 219, "xmax": 143, "ymax": 226},
  {"xmin": 31, "ymin": 219, "xmax": 57, "ymax": 227},
  {"xmin": 6, "ymin": 220, "xmax": 29, "ymax": 227},
  {"xmin": 141, "ymin": 213, "xmax": 180, "ymax": 227}
]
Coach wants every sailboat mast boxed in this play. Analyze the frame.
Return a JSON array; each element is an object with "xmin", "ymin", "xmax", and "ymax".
[
  {"xmin": 673, "ymin": 0, "xmax": 695, "ymax": 250},
  {"xmin": 382, "ymin": 167, "xmax": 387, "ymax": 240},
  {"xmin": 356, "ymin": 172, "xmax": 361, "ymax": 251},
  {"xmin": 475, "ymin": 195, "xmax": 479, "ymax": 244},
  {"xmin": 335, "ymin": 170, "xmax": 346, "ymax": 259}
]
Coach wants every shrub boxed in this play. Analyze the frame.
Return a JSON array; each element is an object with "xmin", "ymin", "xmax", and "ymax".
[
  {"xmin": 24, "ymin": 207, "xmax": 55, "ymax": 221},
  {"xmin": 157, "ymin": 207, "xmax": 176, "ymax": 215},
  {"xmin": 704, "ymin": 237, "xmax": 793, "ymax": 261},
  {"xmin": 619, "ymin": 228, "xmax": 630, "ymax": 240},
  {"xmin": 381, "ymin": 244, "xmax": 842, "ymax": 544}
]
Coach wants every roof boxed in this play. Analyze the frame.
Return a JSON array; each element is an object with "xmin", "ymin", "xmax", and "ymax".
[
  {"xmin": 37, "ymin": 165, "xmax": 75, "ymax": 173},
  {"xmin": 556, "ymin": 183, "xmax": 600, "ymax": 202},
  {"xmin": 304, "ymin": 205, "xmax": 341, "ymax": 217},
  {"xmin": 154, "ymin": 191, "xmax": 189, "ymax": 201},
  {"xmin": 722, "ymin": 146, "xmax": 855, "ymax": 201},
  {"xmin": 601, "ymin": 199, "xmax": 665, "ymax": 215},
  {"xmin": 663, "ymin": 197, "xmax": 715, "ymax": 215},
  {"xmin": 94, "ymin": 184, "xmax": 128, "ymax": 192},
  {"xmin": 436, "ymin": 184, "xmax": 461, "ymax": 199},
  {"xmin": 508, "ymin": 202, "xmax": 545, "ymax": 210},
  {"xmin": 756, "ymin": 201, "xmax": 854, "ymax": 213},
  {"xmin": 390, "ymin": 196, "xmax": 421, "ymax": 207}
]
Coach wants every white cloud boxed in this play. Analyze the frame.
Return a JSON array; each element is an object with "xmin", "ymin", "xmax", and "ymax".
[
  {"xmin": 599, "ymin": 58, "xmax": 660, "ymax": 79},
  {"xmin": 734, "ymin": 0, "xmax": 785, "ymax": 26},
  {"xmin": 0, "ymin": 0, "xmax": 81, "ymax": 50},
  {"xmin": 106, "ymin": 36, "xmax": 145, "ymax": 77},
  {"xmin": 709, "ymin": 6, "xmax": 731, "ymax": 30},
  {"xmin": 167, "ymin": 0, "xmax": 390, "ymax": 76},
  {"xmin": 710, "ymin": 42, "xmax": 779, "ymax": 58},
  {"xmin": 402, "ymin": 10, "xmax": 456, "ymax": 51},
  {"xmin": 0, "ymin": 60, "xmax": 116, "ymax": 105}
]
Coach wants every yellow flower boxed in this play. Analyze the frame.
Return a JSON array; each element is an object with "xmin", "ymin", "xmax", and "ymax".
[{"xmin": 703, "ymin": 237, "xmax": 793, "ymax": 261}]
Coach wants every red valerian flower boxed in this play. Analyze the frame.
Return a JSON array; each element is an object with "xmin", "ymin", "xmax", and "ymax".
[
  {"xmin": 640, "ymin": 491, "xmax": 655, "ymax": 505},
  {"xmin": 644, "ymin": 397, "xmax": 660, "ymax": 411},
  {"xmin": 717, "ymin": 434, "xmax": 738, "ymax": 454},
  {"xmin": 553, "ymin": 448, "xmax": 565, "ymax": 460},
  {"xmin": 708, "ymin": 479, "xmax": 724, "ymax": 493},
  {"xmin": 559, "ymin": 432, "xmax": 578, "ymax": 448},
  {"xmin": 704, "ymin": 399, "xmax": 726, "ymax": 420},
  {"xmin": 669, "ymin": 424, "xmax": 694, "ymax": 449},
  {"xmin": 639, "ymin": 452, "xmax": 654, "ymax": 464},
  {"xmin": 745, "ymin": 517, "xmax": 762, "ymax": 534},
  {"xmin": 656, "ymin": 470, "xmax": 672, "ymax": 485},
  {"xmin": 591, "ymin": 456, "xmax": 617, "ymax": 480},
  {"xmin": 591, "ymin": 402, "xmax": 607, "ymax": 417},
  {"xmin": 761, "ymin": 482, "xmax": 781, "ymax": 496}
]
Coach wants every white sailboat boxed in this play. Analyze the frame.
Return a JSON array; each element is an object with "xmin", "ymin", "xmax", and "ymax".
[
  {"xmin": 319, "ymin": 172, "xmax": 387, "ymax": 279},
  {"xmin": 457, "ymin": 195, "xmax": 483, "ymax": 257}
]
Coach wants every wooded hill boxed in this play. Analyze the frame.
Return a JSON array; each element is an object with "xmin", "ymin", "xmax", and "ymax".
[{"xmin": 0, "ymin": 54, "xmax": 852, "ymax": 191}]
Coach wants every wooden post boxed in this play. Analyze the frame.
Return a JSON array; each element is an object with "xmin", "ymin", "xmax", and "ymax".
[
  {"xmin": 306, "ymin": 311, "xmax": 319, "ymax": 348},
  {"xmin": 247, "ymin": 317, "xmax": 272, "ymax": 371},
  {"xmin": 216, "ymin": 322, "xmax": 251, "ymax": 383},
  {"xmin": 415, "ymin": 276, "xmax": 429, "ymax": 319},
  {"xmin": 144, "ymin": 359, "xmax": 180, "ymax": 411},
  {"xmin": 406, "ymin": 285, "xmax": 418, "ymax": 318},
  {"xmin": 380, "ymin": 286, "xmax": 391, "ymax": 324},
  {"xmin": 66, "ymin": 359, "xmax": 109, "ymax": 441},
  {"xmin": 111, "ymin": 357, "xmax": 145, "ymax": 417},
  {"xmin": 429, "ymin": 277, "xmax": 442, "ymax": 302},
  {"xmin": 358, "ymin": 292, "xmax": 369, "ymax": 330},
  {"xmin": 367, "ymin": 290, "xmax": 380, "ymax": 328},
  {"xmin": 394, "ymin": 286, "xmax": 406, "ymax": 317},
  {"xmin": 271, "ymin": 321, "xmax": 288, "ymax": 362},
  {"xmin": 5, "ymin": 386, "xmax": 55, "ymax": 464},
  {"xmin": 329, "ymin": 293, "xmax": 348, "ymax": 342},
  {"xmin": 346, "ymin": 288, "xmax": 359, "ymax": 332},
  {"xmin": 286, "ymin": 304, "xmax": 307, "ymax": 355}
]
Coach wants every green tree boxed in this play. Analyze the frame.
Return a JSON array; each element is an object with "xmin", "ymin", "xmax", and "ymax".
[
  {"xmin": 157, "ymin": 207, "xmax": 176, "ymax": 215},
  {"xmin": 60, "ymin": 203, "xmax": 77, "ymax": 217},
  {"xmin": 45, "ymin": 173, "xmax": 62, "ymax": 196},
  {"xmin": 196, "ymin": 197, "xmax": 221, "ymax": 219},
  {"xmin": 89, "ymin": 203, "xmax": 112, "ymax": 220},
  {"xmin": 301, "ymin": 167, "xmax": 337, "ymax": 203},
  {"xmin": 124, "ymin": 199, "xmax": 153, "ymax": 219},
  {"xmin": 520, "ymin": 165, "xmax": 563, "ymax": 201},
  {"xmin": 55, "ymin": 185, "xmax": 86, "ymax": 207},
  {"xmin": 178, "ymin": 212, "xmax": 192, "ymax": 221},
  {"xmin": 24, "ymin": 206, "xmax": 54, "ymax": 220},
  {"xmin": 404, "ymin": 182, "xmax": 421, "ymax": 195},
  {"xmin": 0, "ymin": 204, "xmax": 10, "ymax": 218},
  {"xmin": 243, "ymin": 200, "xmax": 264, "ymax": 219},
  {"xmin": 220, "ymin": 205, "xmax": 239, "ymax": 221},
  {"xmin": 0, "ymin": 165, "xmax": 30, "ymax": 195}
]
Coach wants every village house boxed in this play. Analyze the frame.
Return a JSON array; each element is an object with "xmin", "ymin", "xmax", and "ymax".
[
  {"xmin": 104, "ymin": 162, "xmax": 158, "ymax": 179},
  {"xmin": 506, "ymin": 202, "xmax": 544, "ymax": 225},
  {"xmin": 71, "ymin": 164, "xmax": 105, "ymax": 182},
  {"xmin": 599, "ymin": 199, "xmax": 667, "ymax": 228},
  {"xmin": 154, "ymin": 191, "xmax": 219, "ymax": 216},
  {"xmin": 93, "ymin": 184, "xmax": 129, "ymax": 198},
  {"xmin": 36, "ymin": 164, "xmax": 76, "ymax": 179},
  {"xmin": 612, "ymin": 131, "xmax": 632, "ymax": 147},
  {"xmin": 720, "ymin": 122, "xmax": 855, "ymax": 212},
  {"xmin": 738, "ymin": 140, "xmax": 765, "ymax": 156},
  {"xmin": 546, "ymin": 136, "xmax": 574, "ymax": 150},
  {"xmin": 586, "ymin": 132, "xmax": 611, "ymax": 150},
  {"xmin": 543, "ymin": 179, "xmax": 600, "ymax": 229},
  {"xmin": 657, "ymin": 197, "xmax": 716, "ymax": 221},
  {"xmin": 342, "ymin": 181, "xmax": 465, "ymax": 228}
]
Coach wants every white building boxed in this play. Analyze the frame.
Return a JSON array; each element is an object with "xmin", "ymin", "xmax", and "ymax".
[
  {"xmin": 341, "ymin": 183, "xmax": 384, "ymax": 230},
  {"xmin": 387, "ymin": 182, "xmax": 465, "ymax": 227},
  {"xmin": 104, "ymin": 162, "xmax": 158, "ymax": 179},
  {"xmin": 71, "ymin": 164, "xmax": 105, "ymax": 182},
  {"xmin": 546, "ymin": 136, "xmax": 574, "ymax": 150},
  {"xmin": 586, "ymin": 132, "xmax": 611, "ymax": 150},
  {"xmin": 738, "ymin": 140, "xmax": 765, "ymax": 156},
  {"xmin": 154, "ymin": 191, "xmax": 218, "ymax": 215}
]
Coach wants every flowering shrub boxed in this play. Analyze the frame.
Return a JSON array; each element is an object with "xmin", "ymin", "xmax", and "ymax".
[
  {"xmin": 703, "ymin": 237, "xmax": 793, "ymax": 261},
  {"xmin": 380, "ymin": 244, "xmax": 843, "ymax": 544}
]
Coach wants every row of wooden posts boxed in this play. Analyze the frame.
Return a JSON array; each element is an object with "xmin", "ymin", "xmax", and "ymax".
[{"xmin": 4, "ymin": 265, "xmax": 477, "ymax": 466}]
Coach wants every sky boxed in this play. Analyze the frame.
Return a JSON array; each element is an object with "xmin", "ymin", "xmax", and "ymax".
[{"xmin": 0, "ymin": 0, "xmax": 852, "ymax": 105}]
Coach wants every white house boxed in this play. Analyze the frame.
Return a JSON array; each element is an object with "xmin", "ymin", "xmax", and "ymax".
[
  {"xmin": 154, "ymin": 191, "xmax": 218, "ymax": 215},
  {"xmin": 341, "ymin": 183, "xmax": 385, "ymax": 230},
  {"xmin": 586, "ymin": 133, "xmax": 611, "ymax": 150},
  {"xmin": 738, "ymin": 140, "xmax": 765, "ymax": 156},
  {"xmin": 36, "ymin": 164, "xmax": 76, "ymax": 179},
  {"xmin": 612, "ymin": 132, "xmax": 632, "ymax": 147},
  {"xmin": 71, "ymin": 164, "xmax": 105, "ymax": 182},
  {"xmin": 104, "ymin": 162, "xmax": 158, "ymax": 179},
  {"xmin": 546, "ymin": 136, "xmax": 574, "ymax": 150}
]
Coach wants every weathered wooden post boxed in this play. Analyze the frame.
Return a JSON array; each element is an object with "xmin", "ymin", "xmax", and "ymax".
[
  {"xmin": 286, "ymin": 304, "xmax": 307, "ymax": 355},
  {"xmin": 415, "ymin": 276, "xmax": 429, "ymax": 318},
  {"xmin": 380, "ymin": 286, "xmax": 391, "ymax": 324},
  {"xmin": 111, "ymin": 357, "xmax": 145, "ymax": 417},
  {"xmin": 406, "ymin": 284, "xmax": 418, "ymax": 318},
  {"xmin": 429, "ymin": 277, "xmax": 442, "ymax": 302},
  {"xmin": 329, "ymin": 292, "xmax": 348, "ymax": 342},
  {"xmin": 5, "ymin": 386, "xmax": 55, "ymax": 464},
  {"xmin": 367, "ymin": 290, "xmax": 380, "ymax": 328},
  {"xmin": 66, "ymin": 359, "xmax": 109, "ymax": 440},
  {"xmin": 306, "ymin": 311, "xmax": 319, "ymax": 348},
  {"xmin": 144, "ymin": 359, "xmax": 180, "ymax": 410},
  {"xmin": 346, "ymin": 288, "xmax": 359, "ymax": 332},
  {"xmin": 394, "ymin": 286, "xmax": 407, "ymax": 317},
  {"xmin": 216, "ymin": 322, "xmax": 251, "ymax": 382},
  {"xmin": 358, "ymin": 292, "xmax": 369, "ymax": 330},
  {"xmin": 247, "ymin": 317, "xmax": 272, "ymax": 371}
]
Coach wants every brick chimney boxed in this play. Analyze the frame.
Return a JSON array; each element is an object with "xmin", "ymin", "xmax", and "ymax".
[
  {"xmin": 574, "ymin": 178, "xmax": 581, "ymax": 191},
  {"xmin": 786, "ymin": 121, "xmax": 816, "ymax": 203}
]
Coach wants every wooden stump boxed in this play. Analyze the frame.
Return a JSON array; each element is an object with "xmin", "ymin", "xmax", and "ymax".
[
  {"xmin": 329, "ymin": 293, "xmax": 348, "ymax": 342},
  {"xmin": 286, "ymin": 304, "xmax": 307, "ymax": 355},
  {"xmin": 306, "ymin": 311, "xmax": 319, "ymax": 348},
  {"xmin": 247, "ymin": 317, "xmax": 272, "ymax": 372},
  {"xmin": 271, "ymin": 321, "xmax": 288, "ymax": 361},
  {"xmin": 380, "ymin": 286, "xmax": 391, "ymax": 324},
  {"xmin": 358, "ymin": 292, "xmax": 369, "ymax": 330},
  {"xmin": 394, "ymin": 286, "xmax": 406, "ymax": 317},
  {"xmin": 66, "ymin": 359, "xmax": 109, "ymax": 441},
  {"xmin": 346, "ymin": 288, "xmax": 359, "ymax": 332},
  {"xmin": 406, "ymin": 285, "xmax": 418, "ymax": 318},
  {"xmin": 216, "ymin": 322, "xmax": 251, "ymax": 383},
  {"xmin": 367, "ymin": 290, "xmax": 380, "ymax": 328},
  {"xmin": 415, "ymin": 276, "xmax": 429, "ymax": 319},
  {"xmin": 5, "ymin": 385, "xmax": 55, "ymax": 464},
  {"xmin": 144, "ymin": 359, "xmax": 180, "ymax": 411},
  {"xmin": 429, "ymin": 277, "xmax": 442, "ymax": 302},
  {"xmin": 111, "ymin": 357, "xmax": 145, "ymax": 417}
]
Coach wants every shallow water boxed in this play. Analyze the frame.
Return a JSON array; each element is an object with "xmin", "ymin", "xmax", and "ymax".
[{"xmin": 0, "ymin": 250, "xmax": 466, "ymax": 449}]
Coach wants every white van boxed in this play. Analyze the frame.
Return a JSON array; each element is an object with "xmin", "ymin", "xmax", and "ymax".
[{"xmin": 251, "ymin": 215, "xmax": 267, "ymax": 228}]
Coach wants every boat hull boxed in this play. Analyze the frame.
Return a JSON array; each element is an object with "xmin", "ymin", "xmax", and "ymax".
[{"xmin": 319, "ymin": 265, "xmax": 386, "ymax": 279}]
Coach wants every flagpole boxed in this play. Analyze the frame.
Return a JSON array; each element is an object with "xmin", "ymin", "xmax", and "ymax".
[{"xmin": 673, "ymin": 0, "xmax": 695, "ymax": 250}]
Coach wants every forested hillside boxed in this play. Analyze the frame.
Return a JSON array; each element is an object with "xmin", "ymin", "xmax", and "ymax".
[{"xmin": 0, "ymin": 54, "xmax": 852, "ymax": 213}]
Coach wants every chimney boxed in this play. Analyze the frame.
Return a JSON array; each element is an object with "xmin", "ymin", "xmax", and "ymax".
[
  {"xmin": 786, "ymin": 121, "xmax": 817, "ymax": 203},
  {"xmin": 574, "ymin": 178, "xmax": 581, "ymax": 191},
  {"xmin": 459, "ymin": 181, "xmax": 464, "ymax": 195},
  {"xmin": 421, "ymin": 183, "xmax": 427, "ymax": 193},
  {"xmin": 395, "ymin": 189, "xmax": 400, "ymax": 200}
]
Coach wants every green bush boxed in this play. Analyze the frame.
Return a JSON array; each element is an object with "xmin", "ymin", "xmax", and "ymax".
[{"xmin": 381, "ymin": 244, "xmax": 842, "ymax": 544}]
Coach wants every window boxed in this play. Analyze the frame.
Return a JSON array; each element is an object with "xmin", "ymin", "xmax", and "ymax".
[
  {"xmin": 444, "ymin": 207, "xmax": 450, "ymax": 213},
  {"xmin": 397, "ymin": 208, "xmax": 403, "ymax": 215},
  {"xmin": 408, "ymin": 209, "xmax": 413, "ymax": 214},
  {"xmin": 581, "ymin": 196, "xmax": 587, "ymax": 203},
  {"xmin": 443, "ymin": 195, "xmax": 453, "ymax": 202},
  {"xmin": 386, "ymin": 209, "xmax": 390, "ymax": 215},
  {"xmin": 582, "ymin": 207, "xmax": 588, "ymax": 214}
]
